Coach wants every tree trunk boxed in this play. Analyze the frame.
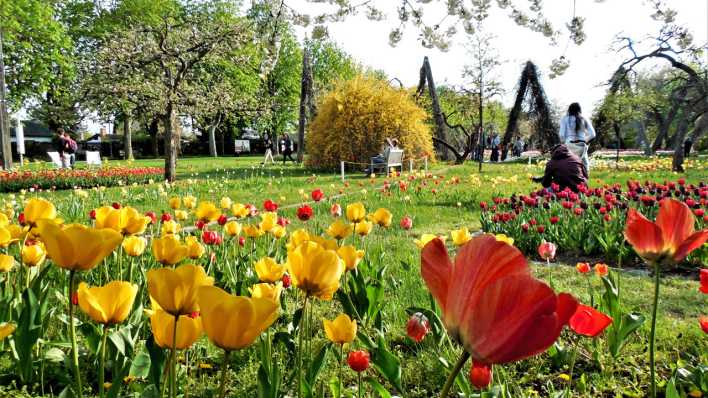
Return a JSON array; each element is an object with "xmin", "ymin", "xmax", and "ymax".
[
  {"xmin": 208, "ymin": 124, "xmax": 218, "ymax": 157},
  {"xmin": 163, "ymin": 104, "xmax": 178, "ymax": 182},
  {"xmin": 422, "ymin": 57, "xmax": 449, "ymax": 160},
  {"xmin": 297, "ymin": 47, "xmax": 311, "ymax": 163},
  {"xmin": 123, "ymin": 112, "xmax": 133, "ymax": 160},
  {"xmin": 634, "ymin": 119, "xmax": 651, "ymax": 156},
  {"xmin": 671, "ymin": 114, "xmax": 691, "ymax": 172}
]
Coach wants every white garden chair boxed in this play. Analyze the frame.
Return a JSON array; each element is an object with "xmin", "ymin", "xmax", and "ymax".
[
  {"xmin": 86, "ymin": 151, "xmax": 102, "ymax": 166},
  {"xmin": 47, "ymin": 152, "xmax": 63, "ymax": 168}
]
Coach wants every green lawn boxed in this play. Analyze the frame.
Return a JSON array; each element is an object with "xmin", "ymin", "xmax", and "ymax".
[{"xmin": 0, "ymin": 156, "xmax": 705, "ymax": 397}]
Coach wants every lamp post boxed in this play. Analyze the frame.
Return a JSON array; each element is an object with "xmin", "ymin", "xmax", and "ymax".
[{"xmin": 0, "ymin": 28, "xmax": 13, "ymax": 169}]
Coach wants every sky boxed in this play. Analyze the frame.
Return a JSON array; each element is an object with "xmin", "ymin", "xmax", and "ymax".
[{"xmin": 291, "ymin": 0, "xmax": 707, "ymax": 114}]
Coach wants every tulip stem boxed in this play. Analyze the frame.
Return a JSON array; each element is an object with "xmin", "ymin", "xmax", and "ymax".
[
  {"xmin": 297, "ymin": 296, "xmax": 309, "ymax": 398},
  {"xmin": 357, "ymin": 371, "xmax": 363, "ymax": 398},
  {"xmin": 170, "ymin": 315, "xmax": 179, "ymax": 398},
  {"xmin": 68, "ymin": 270, "xmax": 83, "ymax": 398},
  {"xmin": 649, "ymin": 262, "xmax": 661, "ymax": 398},
  {"xmin": 440, "ymin": 351, "xmax": 470, "ymax": 398},
  {"xmin": 99, "ymin": 325, "xmax": 108, "ymax": 398},
  {"xmin": 218, "ymin": 350, "xmax": 230, "ymax": 398}
]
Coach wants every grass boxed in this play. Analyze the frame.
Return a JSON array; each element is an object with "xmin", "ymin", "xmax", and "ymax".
[{"xmin": 0, "ymin": 155, "xmax": 705, "ymax": 397}]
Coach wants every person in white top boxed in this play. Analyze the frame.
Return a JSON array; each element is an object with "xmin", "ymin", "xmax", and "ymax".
[{"xmin": 559, "ymin": 102, "xmax": 596, "ymax": 170}]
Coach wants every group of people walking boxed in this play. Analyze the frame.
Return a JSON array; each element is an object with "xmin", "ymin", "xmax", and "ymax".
[
  {"xmin": 55, "ymin": 128, "xmax": 78, "ymax": 169},
  {"xmin": 262, "ymin": 134, "xmax": 296, "ymax": 165}
]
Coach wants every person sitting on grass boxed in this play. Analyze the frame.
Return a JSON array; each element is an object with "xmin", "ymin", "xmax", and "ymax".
[{"xmin": 532, "ymin": 144, "xmax": 588, "ymax": 192}]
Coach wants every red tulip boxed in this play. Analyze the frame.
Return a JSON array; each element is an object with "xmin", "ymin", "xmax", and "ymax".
[
  {"xmin": 406, "ymin": 312, "xmax": 430, "ymax": 343},
  {"xmin": 296, "ymin": 205, "xmax": 313, "ymax": 221},
  {"xmin": 550, "ymin": 216, "xmax": 559, "ymax": 225},
  {"xmin": 699, "ymin": 269, "xmax": 707, "ymax": 294},
  {"xmin": 161, "ymin": 212, "xmax": 172, "ymax": 222},
  {"xmin": 400, "ymin": 216, "xmax": 413, "ymax": 230},
  {"xmin": 277, "ymin": 217, "xmax": 291, "ymax": 227},
  {"xmin": 594, "ymin": 263, "xmax": 609, "ymax": 277},
  {"xmin": 202, "ymin": 230, "xmax": 222, "ymax": 245},
  {"xmin": 521, "ymin": 223, "xmax": 529, "ymax": 233},
  {"xmin": 238, "ymin": 236, "xmax": 246, "ymax": 247},
  {"xmin": 574, "ymin": 207, "xmax": 583, "ymax": 216},
  {"xmin": 217, "ymin": 214, "xmax": 228, "ymax": 226},
  {"xmin": 538, "ymin": 241, "xmax": 556, "ymax": 261},
  {"xmin": 89, "ymin": 209, "xmax": 96, "ymax": 220},
  {"xmin": 347, "ymin": 350, "xmax": 370, "ymax": 372},
  {"xmin": 576, "ymin": 262, "xmax": 590, "ymax": 274},
  {"xmin": 263, "ymin": 199, "xmax": 278, "ymax": 212},
  {"xmin": 569, "ymin": 304, "xmax": 613, "ymax": 337},
  {"xmin": 311, "ymin": 189, "xmax": 324, "ymax": 202},
  {"xmin": 17, "ymin": 213, "xmax": 25, "ymax": 225},
  {"xmin": 71, "ymin": 291, "xmax": 79, "ymax": 306},
  {"xmin": 195, "ymin": 220, "xmax": 206, "ymax": 230},
  {"xmin": 469, "ymin": 363, "xmax": 492, "ymax": 389},
  {"xmin": 624, "ymin": 199, "xmax": 708, "ymax": 265},
  {"xmin": 112, "ymin": 202, "xmax": 121, "ymax": 209},
  {"xmin": 700, "ymin": 316, "xmax": 708, "ymax": 334},
  {"xmin": 536, "ymin": 225, "xmax": 545, "ymax": 234},
  {"xmin": 479, "ymin": 202, "xmax": 488, "ymax": 210},
  {"xmin": 330, "ymin": 203, "xmax": 342, "ymax": 217},
  {"xmin": 281, "ymin": 273, "xmax": 292, "ymax": 289},
  {"xmin": 421, "ymin": 235, "xmax": 577, "ymax": 365},
  {"xmin": 145, "ymin": 211, "xmax": 157, "ymax": 224}
]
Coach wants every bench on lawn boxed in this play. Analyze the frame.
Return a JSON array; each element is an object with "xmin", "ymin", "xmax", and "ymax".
[{"xmin": 370, "ymin": 148, "xmax": 404, "ymax": 174}]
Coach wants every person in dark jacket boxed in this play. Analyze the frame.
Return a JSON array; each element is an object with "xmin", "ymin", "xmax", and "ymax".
[{"xmin": 532, "ymin": 144, "xmax": 588, "ymax": 191}]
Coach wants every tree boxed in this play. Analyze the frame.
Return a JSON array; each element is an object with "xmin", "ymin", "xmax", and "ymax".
[{"xmin": 91, "ymin": 0, "xmax": 254, "ymax": 181}]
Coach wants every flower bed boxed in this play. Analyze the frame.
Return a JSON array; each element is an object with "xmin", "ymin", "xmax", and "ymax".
[
  {"xmin": 0, "ymin": 166, "xmax": 164, "ymax": 192},
  {"xmin": 480, "ymin": 178, "xmax": 708, "ymax": 267}
]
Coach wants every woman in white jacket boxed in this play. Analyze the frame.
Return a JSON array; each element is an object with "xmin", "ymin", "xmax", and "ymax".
[{"xmin": 559, "ymin": 102, "xmax": 596, "ymax": 171}]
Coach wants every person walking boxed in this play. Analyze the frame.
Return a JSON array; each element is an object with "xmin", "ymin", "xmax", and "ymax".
[
  {"xmin": 262, "ymin": 135, "xmax": 275, "ymax": 165},
  {"xmin": 280, "ymin": 134, "xmax": 295, "ymax": 164},
  {"xmin": 559, "ymin": 102, "xmax": 596, "ymax": 171},
  {"xmin": 490, "ymin": 133, "xmax": 501, "ymax": 162}
]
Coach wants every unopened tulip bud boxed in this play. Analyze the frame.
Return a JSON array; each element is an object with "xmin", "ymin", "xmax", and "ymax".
[
  {"xmin": 469, "ymin": 363, "xmax": 492, "ymax": 389},
  {"xmin": 406, "ymin": 312, "xmax": 430, "ymax": 343}
]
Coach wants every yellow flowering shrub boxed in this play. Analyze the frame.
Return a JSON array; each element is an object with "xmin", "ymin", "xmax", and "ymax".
[{"xmin": 306, "ymin": 75, "xmax": 434, "ymax": 169}]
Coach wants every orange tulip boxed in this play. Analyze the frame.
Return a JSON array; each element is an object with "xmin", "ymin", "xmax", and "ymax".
[{"xmin": 624, "ymin": 199, "xmax": 708, "ymax": 265}]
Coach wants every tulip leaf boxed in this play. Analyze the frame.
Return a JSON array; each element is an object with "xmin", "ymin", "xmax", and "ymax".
[
  {"xmin": 665, "ymin": 378, "xmax": 679, "ymax": 398},
  {"xmin": 365, "ymin": 377, "xmax": 392, "ymax": 398},
  {"xmin": 14, "ymin": 288, "xmax": 44, "ymax": 383},
  {"xmin": 109, "ymin": 330, "xmax": 126, "ymax": 356},
  {"xmin": 306, "ymin": 343, "xmax": 330, "ymax": 385},
  {"xmin": 370, "ymin": 336, "xmax": 403, "ymax": 393},
  {"xmin": 129, "ymin": 350, "xmax": 151, "ymax": 379},
  {"xmin": 145, "ymin": 336, "xmax": 166, "ymax": 390},
  {"xmin": 328, "ymin": 376, "xmax": 341, "ymax": 398},
  {"xmin": 608, "ymin": 312, "xmax": 645, "ymax": 358}
]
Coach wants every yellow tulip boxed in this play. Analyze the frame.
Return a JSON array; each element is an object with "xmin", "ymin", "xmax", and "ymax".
[
  {"xmin": 151, "ymin": 235, "xmax": 188, "ymax": 265},
  {"xmin": 22, "ymin": 243, "xmax": 46, "ymax": 267},
  {"xmin": 160, "ymin": 220, "xmax": 181, "ymax": 236},
  {"xmin": 286, "ymin": 229, "xmax": 311, "ymax": 251},
  {"xmin": 37, "ymin": 221, "xmax": 122, "ymax": 271},
  {"xmin": 414, "ymin": 234, "xmax": 446, "ymax": 249},
  {"xmin": 174, "ymin": 210, "xmax": 189, "ymax": 221},
  {"xmin": 355, "ymin": 221, "xmax": 373, "ymax": 237},
  {"xmin": 0, "ymin": 254, "xmax": 15, "ymax": 272},
  {"xmin": 311, "ymin": 235, "xmax": 339, "ymax": 250},
  {"xmin": 346, "ymin": 203, "xmax": 366, "ymax": 223},
  {"xmin": 185, "ymin": 236, "xmax": 205, "ymax": 259},
  {"xmin": 195, "ymin": 201, "xmax": 221, "ymax": 222},
  {"xmin": 96, "ymin": 206, "xmax": 151, "ymax": 236},
  {"xmin": 197, "ymin": 286, "xmax": 279, "ymax": 350},
  {"xmin": 243, "ymin": 224, "xmax": 264, "ymax": 239},
  {"xmin": 249, "ymin": 282, "xmax": 283, "ymax": 303},
  {"xmin": 77, "ymin": 281, "xmax": 138, "ymax": 325},
  {"xmin": 369, "ymin": 208, "xmax": 393, "ymax": 228},
  {"xmin": 0, "ymin": 213, "xmax": 9, "ymax": 228},
  {"xmin": 0, "ymin": 322, "xmax": 16, "ymax": 340},
  {"xmin": 7, "ymin": 224, "xmax": 27, "ymax": 241},
  {"xmin": 23, "ymin": 198, "xmax": 56, "ymax": 227},
  {"xmin": 183, "ymin": 196, "xmax": 197, "ymax": 209},
  {"xmin": 150, "ymin": 309, "xmax": 202, "ymax": 350},
  {"xmin": 254, "ymin": 257, "xmax": 286, "ymax": 283},
  {"xmin": 337, "ymin": 245, "xmax": 365, "ymax": 271},
  {"xmin": 231, "ymin": 203, "xmax": 249, "ymax": 218},
  {"xmin": 286, "ymin": 241, "xmax": 345, "ymax": 300},
  {"xmin": 0, "ymin": 227, "xmax": 19, "ymax": 247},
  {"xmin": 259, "ymin": 212, "xmax": 278, "ymax": 233},
  {"xmin": 326, "ymin": 219, "xmax": 353, "ymax": 240},
  {"xmin": 224, "ymin": 221, "xmax": 242, "ymax": 237},
  {"xmin": 495, "ymin": 234, "xmax": 515, "ymax": 246},
  {"xmin": 270, "ymin": 225, "xmax": 287, "ymax": 239},
  {"xmin": 323, "ymin": 314, "xmax": 357, "ymax": 345},
  {"xmin": 147, "ymin": 264, "xmax": 214, "ymax": 316},
  {"xmin": 169, "ymin": 197, "xmax": 181, "ymax": 210},
  {"xmin": 220, "ymin": 197, "xmax": 233, "ymax": 209},
  {"xmin": 450, "ymin": 227, "xmax": 472, "ymax": 247},
  {"xmin": 122, "ymin": 236, "xmax": 147, "ymax": 257}
]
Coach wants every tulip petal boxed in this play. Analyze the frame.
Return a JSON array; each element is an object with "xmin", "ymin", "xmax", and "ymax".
[
  {"xmin": 673, "ymin": 229, "xmax": 708, "ymax": 263},
  {"xmin": 624, "ymin": 208, "xmax": 664, "ymax": 260},
  {"xmin": 37, "ymin": 220, "xmax": 74, "ymax": 269},
  {"xmin": 420, "ymin": 238, "xmax": 452, "ymax": 312},
  {"xmin": 656, "ymin": 199, "xmax": 695, "ymax": 252},
  {"xmin": 569, "ymin": 304, "xmax": 613, "ymax": 337}
]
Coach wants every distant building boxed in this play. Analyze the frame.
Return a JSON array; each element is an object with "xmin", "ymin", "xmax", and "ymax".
[{"xmin": 10, "ymin": 120, "xmax": 54, "ymax": 144}]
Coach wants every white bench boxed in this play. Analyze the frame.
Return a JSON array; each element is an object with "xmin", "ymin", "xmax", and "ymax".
[
  {"xmin": 86, "ymin": 151, "xmax": 102, "ymax": 165},
  {"xmin": 47, "ymin": 152, "xmax": 63, "ymax": 168},
  {"xmin": 370, "ymin": 148, "xmax": 404, "ymax": 174}
]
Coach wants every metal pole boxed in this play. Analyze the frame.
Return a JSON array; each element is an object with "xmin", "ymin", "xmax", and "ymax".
[
  {"xmin": 340, "ymin": 161, "xmax": 345, "ymax": 182},
  {"xmin": 0, "ymin": 29, "xmax": 13, "ymax": 170},
  {"xmin": 424, "ymin": 156, "xmax": 428, "ymax": 172},
  {"xmin": 409, "ymin": 158, "xmax": 413, "ymax": 173}
]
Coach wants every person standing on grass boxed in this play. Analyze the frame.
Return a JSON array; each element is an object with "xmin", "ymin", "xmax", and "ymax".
[
  {"xmin": 62, "ymin": 131, "xmax": 77, "ymax": 168},
  {"xmin": 559, "ymin": 102, "xmax": 596, "ymax": 171},
  {"xmin": 281, "ymin": 134, "xmax": 295, "ymax": 164},
  {"xmin": 263, "ymin": 135, "xmax": 275, "ymax": 165},
  {"xmin": 55, "ymin": 128, "xmax": 69, "ymax": 168}
]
